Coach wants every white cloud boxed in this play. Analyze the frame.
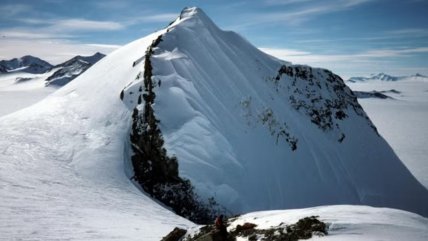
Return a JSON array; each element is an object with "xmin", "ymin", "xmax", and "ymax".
[
  {"xmin": 264, "ymin": 0, "xmax": 315, "ymax": 6},
  {"xmin": 385, "ymin": 28, "xmax": 428, "ymax": 38},
  {"xmin": 341, "ymin": 0, "xmax": 374, "ymax": 7},
  {"xmin": 259, "ymin": 46, "xmax": 428, "ymax": 79},
  {"xmin": 124, "ymin": 13, "xmax": 178, "ymax": 26},
  {"xmin": 0, "ymin": 29, "xmax": 72, "ymax": 39},
  {"xmin": 0, "ymin": 18, "xmax": 125, "ymax": 42},
  {"xmin": 0, "ymin": 39, "xmax": 120, "ymax": 64},
  {"xmin": 240, "ymin": 0, "xmax": 377, "ymax": 27},
  {"xmin": 0, "ymin": 4, "xmax": 31, "ymax": 18},
  {"xmin": 138, "ymin": 13, "xmax": 178, "ymax": 23},
  {"xmin": 50, "ymin": 19, "xmax": 125, "ymax": 32},
  {"xmin": 260, "ymin": 47, "xmax": 428, "ymax": 63}
]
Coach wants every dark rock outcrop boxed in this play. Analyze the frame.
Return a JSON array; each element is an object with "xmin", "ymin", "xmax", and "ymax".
[
  {"xmin": 126, "ymin": 35, "xmax": 222, "ymax": 224},
  {"xmin": 161, "ymin": 227, "xmax": 187, "ymax": 241}
]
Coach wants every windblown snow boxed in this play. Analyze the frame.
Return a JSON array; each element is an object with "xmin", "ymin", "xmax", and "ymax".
[{"xmin": 0, "ymin": 6, "xmax": 427, "ymax": 240}]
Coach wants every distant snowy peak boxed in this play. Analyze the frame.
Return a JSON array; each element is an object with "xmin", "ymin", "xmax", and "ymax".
[
  {"xmin": 45, "ymin": 52, "xmax": 105, "ymax": 86},
  {"xmin": 56, "ymin": 52, "xmax": 105, "ymax": 68},
  {"xmin": 0, "ymin": 53, "xmax": 105, "ymax": 87},
  {"xmin": 348, "ymin": 73, "xmax": 428, "ymax": 82},
  {"xmin": 0, "ymin": 55, "xmax": 53, "ymax": 74}
]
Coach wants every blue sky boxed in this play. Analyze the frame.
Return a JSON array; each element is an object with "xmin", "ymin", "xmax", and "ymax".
[{"xmin": 0, "ymin": 0, "xmax": 427, "ymax": 78}]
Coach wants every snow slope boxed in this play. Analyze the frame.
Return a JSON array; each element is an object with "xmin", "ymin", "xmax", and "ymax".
[
  {"xmin": 0, "ymin": 31, "xmax": 193, "ymax": 240},
  {"xmin": 123, "ymin": 7, "xmax": 428, "ymax": 216},
  {"xmin": 347, "ymin": 74, "xmax": 428, "ymax": 189}
]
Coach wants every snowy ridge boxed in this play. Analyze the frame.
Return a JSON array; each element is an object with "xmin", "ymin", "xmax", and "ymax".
[{"xmin": 122, "ymin": 7, "xmax": 428, "ymax": 216}]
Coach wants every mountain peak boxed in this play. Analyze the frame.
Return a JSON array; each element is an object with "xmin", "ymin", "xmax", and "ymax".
[
  {"xmin": 172, "ymin": 7, "xmax": 219, "ymax": 31},
  {"xmin": 120, "ymin": 9, "xmax": 428, "ymax": 218},
  {"xmin": 179, "ymin": 7, "xmax": 204, "ymax": 19},
  {"xmin": 46, "ymin": 52, "xmax": 105, "ymax": 86},
  {"xmin": 0, "ymin": 55, "xmax": 52, "ymax": 74}
]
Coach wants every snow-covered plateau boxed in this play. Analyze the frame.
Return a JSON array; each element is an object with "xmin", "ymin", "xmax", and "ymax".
[
  {"xmin": 347, "ymin": 74, "xmax": 428, "ymax": 189},
  {"xmin": 0, "ymin": 7, "xmax": 427, "ymax": 241}
]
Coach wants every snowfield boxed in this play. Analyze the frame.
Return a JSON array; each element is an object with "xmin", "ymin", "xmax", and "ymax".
[
  {"xmin": 0, "ymin": 71, "xmax": 57, "ymax": 117},
  {"xmin": 0, "ymin": 6, "xmax": 427, "ymax": 240},
  {"xmin": 347, "ymin": 75, "xmax": 428, "ymax": 188}
]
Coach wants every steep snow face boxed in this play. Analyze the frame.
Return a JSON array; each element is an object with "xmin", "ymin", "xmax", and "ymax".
[
  {"xmin": 0, "ymin": 55, "xmax": 53, "ymax": 74},
  {"xmin": 123, "ymin": 7, "xmax": 428, "ymax": 216},
  {"xmin": 0, "ymin": 31, "xmax": 193, "ymax": 240}
]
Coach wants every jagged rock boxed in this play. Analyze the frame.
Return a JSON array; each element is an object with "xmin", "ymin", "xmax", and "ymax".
[
  {"xmin": 161, "ymin": 227, "xmax": 187, "ymax": 241},
  {"xmin": 184, "ymin": 216, "xmax": 328, "ymax": 241}
]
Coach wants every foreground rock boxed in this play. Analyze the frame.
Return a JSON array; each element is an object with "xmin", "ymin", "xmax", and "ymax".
[{"xmin": 162, "ymin": 216, "xmax": 328, "ymax": 241}]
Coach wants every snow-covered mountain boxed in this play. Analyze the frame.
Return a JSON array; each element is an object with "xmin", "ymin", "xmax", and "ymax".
[
  {"xmin": 0, "ymin": 55, "xmax": 53, "ymax": 74},
  {"xmin": 0, "ymin": 6, "xmax": 427, "ymax": 240},
  {"xmin": 45, "ymin": 52, "xmax": 105, "ymax": 86},
  {"xmin": 348, "ymin": 73, "xmax": 428, "ymax": 82},
  {"xmin": 120, "ymin": 7, "xmax": 427, "ymax": 218}
]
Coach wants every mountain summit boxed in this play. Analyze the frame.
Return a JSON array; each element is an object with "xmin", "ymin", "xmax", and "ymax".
[{"xmin": 121, "ymin": 7, "xmax": 428, "ymax": 217}]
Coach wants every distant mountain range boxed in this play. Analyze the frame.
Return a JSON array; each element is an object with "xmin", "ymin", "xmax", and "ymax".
[
  {"xmin": 0, "ymin": 53, "xmax": 105, "ymax": 86},
  {"xmin": 0, "ymin": 55, "xmax": 53, "ymax": 74},
  {"xmin": 348, "ymin": 73, "xmax": 428, "ymax": 82}
]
